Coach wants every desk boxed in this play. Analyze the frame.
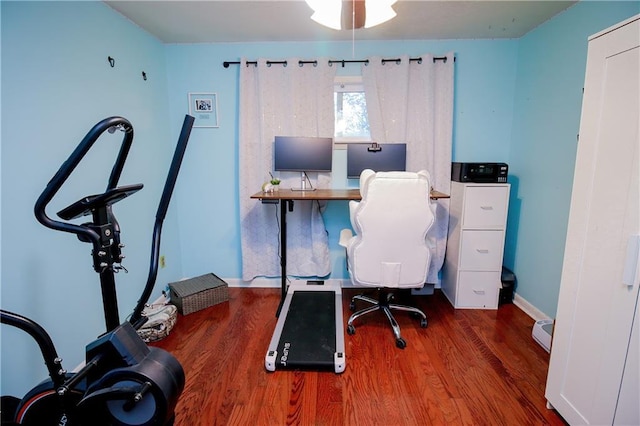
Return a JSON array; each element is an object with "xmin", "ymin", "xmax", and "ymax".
[{"xmin": 250, "ymin": 188, "xmax": 449, "ymax": 315}]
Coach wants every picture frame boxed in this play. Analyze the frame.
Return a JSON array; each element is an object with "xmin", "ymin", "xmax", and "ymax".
[{"xmin": 188, "ymin": 92, "xmax": 219, "ymax": 128}]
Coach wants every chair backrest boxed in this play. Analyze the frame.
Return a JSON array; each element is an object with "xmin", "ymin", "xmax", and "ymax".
[{"xmin": 347, "ymin": 169, "xmax": 435, "ymax": 288}]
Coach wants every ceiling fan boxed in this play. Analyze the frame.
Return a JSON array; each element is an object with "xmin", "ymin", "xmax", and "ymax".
[{"xmin": 305, "ymin": 0, "xmax": 398, "ymax": 30}]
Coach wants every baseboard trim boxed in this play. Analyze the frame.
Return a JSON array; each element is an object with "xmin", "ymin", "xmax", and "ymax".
[
  {"xmin": 513, "ymin": 292, "xmax": 551, "ymax": 322},
  {"xmin": 223, "ymin": 278, "xmax": 279, "ymax": 288},
  {"xmin": 223, "ymin": 277, "xmax": 352, "ymax": 288},
  {"xmin": 221, "ymin": 278, "xmax": 439, "ymax": 291}
]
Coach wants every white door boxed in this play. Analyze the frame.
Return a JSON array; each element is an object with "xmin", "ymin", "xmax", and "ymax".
[{"xmin": 545, "ymin": 15, "xmax": 640, "ymax": 425}]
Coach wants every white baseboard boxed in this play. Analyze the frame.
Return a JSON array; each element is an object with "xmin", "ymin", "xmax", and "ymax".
[
  {"xmin": 223, "ymin": 277, "xmax": 279, "ymax": 288},
  {"xmin": 513, "ymin": 292, "xmax": 552, "ymax": 322},
  {"xmin": 222, "ymin": 277, "xmax": 352, "ymax": 288},
  {"xmin": 222, "ymin": 278, "xmax": 442, "ymax": 296},
  {"xmin": 222, "ymin": 278, "xmax": 440, "ymax": 292}
]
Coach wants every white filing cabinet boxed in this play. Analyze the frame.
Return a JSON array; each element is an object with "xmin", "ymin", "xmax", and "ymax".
[{"xmin": 442, "ymin": 182, "xmax": 510, "ymax": 309}]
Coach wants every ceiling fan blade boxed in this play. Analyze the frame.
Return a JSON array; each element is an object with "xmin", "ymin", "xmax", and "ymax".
[{"xmin": 341, "ymin": 0, "xmax": 366, "ymax": 30}]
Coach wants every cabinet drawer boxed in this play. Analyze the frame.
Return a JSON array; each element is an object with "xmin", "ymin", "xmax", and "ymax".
[
  {"xmin": 462, "ymin": 186, "xmax": 509, "ymax": 228},
  {"xmin": 459, "ymin": 230, "xmax": 504, "ymax": 271},
  {"xmin": 457, "ymin": 271, "xmax": 500, "ymax": 309}
]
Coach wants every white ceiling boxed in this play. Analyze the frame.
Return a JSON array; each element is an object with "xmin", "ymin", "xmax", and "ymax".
[{"xmin": 104, "ymin": 0, "xmax": 577, "ymax": 43}]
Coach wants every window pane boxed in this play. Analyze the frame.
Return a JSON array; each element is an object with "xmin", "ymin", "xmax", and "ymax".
[{"xmin": 334, "ymin": 91, "xmax": 370, "ymax": 139}]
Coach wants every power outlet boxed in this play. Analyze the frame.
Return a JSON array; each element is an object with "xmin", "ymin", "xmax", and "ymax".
[{"xmin": 160, "ymin": 255, "xmax": 166, "ymax": 268}]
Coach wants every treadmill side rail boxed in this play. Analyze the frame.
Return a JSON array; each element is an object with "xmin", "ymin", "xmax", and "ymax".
[{"xmin": 333, "ymin": 282, "xmax": 346, "ymax": 374}]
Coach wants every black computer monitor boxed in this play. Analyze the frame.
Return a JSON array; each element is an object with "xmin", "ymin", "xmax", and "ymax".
[
  {"xmin": 274, "ymin": 136, "xmax": 333, "ymax": 190},
  {"xmin": 346, "ymin": 143, "xmax": 407, "ymax": 178}
]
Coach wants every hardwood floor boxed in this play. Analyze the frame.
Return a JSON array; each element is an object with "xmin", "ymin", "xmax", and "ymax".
[{"xmin": 153, "ymin": 287, "xmax": 567, "ymax": 425}]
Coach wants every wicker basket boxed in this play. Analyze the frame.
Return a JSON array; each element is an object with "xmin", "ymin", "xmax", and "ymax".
[{"xmin": 169, "ymin": 273, "xmax": 229, "ymax": 315}]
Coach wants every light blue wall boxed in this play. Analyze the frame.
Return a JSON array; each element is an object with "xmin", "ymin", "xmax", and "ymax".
[
  {"xmin": 506, "ymin": 1, "xmax": 639, "ymax": 317},
  {"xmin": 2, "ymin": 0, "xmax": 638, "ymax": 399},
  {"xmin": 1, "ymin": 1, "xmax": 186, "ymax": 397},
  {"xmin": 164, "ymin": 39, "xmax": 519, "ymax": 280}
]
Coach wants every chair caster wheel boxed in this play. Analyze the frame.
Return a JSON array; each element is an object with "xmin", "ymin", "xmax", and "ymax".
[
  {"xmin": 420, "ymin": 318, "xmax": 427, "ymax": 328},
  {"xmin": 347, "ymin": 324, "xmax": 356, "ymax": 335},
  {"xmin": 349, "ymin": 301, "xmax": 356, "ymax": 311},
  {"xmin": 396, "ymin": 338, "xmax": 406, "ymax": 349}
]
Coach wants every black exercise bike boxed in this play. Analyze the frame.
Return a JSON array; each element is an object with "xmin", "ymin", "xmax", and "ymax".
[{"xmin": 1, "ymin": 114, "xmax": 195, "ymax": 425}]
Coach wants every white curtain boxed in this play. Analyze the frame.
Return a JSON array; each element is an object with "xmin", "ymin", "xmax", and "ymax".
[
  {"xmin": 239, "ymin": 58, "xmax": 336, "ymax": 281},
  {"xmin": 362, "ymin": 52, "xmax": 455, "ymax": 283}
]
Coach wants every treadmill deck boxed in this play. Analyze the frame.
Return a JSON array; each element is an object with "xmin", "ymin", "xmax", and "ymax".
[{"xmin": 265, "ymin": 280, "xmax": 346, "ymax": 373}]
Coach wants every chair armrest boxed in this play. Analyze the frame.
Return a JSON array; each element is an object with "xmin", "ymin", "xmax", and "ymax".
[
  {"xmin": 338, "ymin": 228, "xmax": 353, "ymax": 248},
  {"xmin": 348, "ymin": 200, "xmax": 359, "ymax": 227}
]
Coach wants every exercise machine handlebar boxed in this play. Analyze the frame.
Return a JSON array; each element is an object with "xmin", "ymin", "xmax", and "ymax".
[
  {"xmin": 130, "ymin": 114, "xmax": 195, "ymax": 327},
  {"xmin": 31, "ymin": 114, "xmax": 195, "ymax": 331},
  {"xmin": 34, "ymin": 116, "xmax": 134, "ymax": 245}
]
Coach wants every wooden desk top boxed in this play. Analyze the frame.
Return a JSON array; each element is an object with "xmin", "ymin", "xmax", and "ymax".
[{"xmin": 250, "ymin": 188, "xmax": 449, "ymax": 201}]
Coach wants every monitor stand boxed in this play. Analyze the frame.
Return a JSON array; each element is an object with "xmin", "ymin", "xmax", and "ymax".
[{"xmin": 291, "ymin": 171, "xmax": 316, "ymax": 191}]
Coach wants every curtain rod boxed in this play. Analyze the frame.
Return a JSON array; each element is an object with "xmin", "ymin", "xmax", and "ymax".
[{"xmin": 222, "ymin": 55, "xmax": 452, "ymax": 68}]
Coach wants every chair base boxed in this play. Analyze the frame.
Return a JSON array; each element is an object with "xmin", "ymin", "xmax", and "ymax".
[{"xmin": 346, "ymin": 290, "xmax": 427, "ymax": 349}]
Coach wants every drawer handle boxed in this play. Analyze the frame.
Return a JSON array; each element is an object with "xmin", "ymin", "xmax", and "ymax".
[
  {"xmin": 473, "ymin": 289, "xmax": 486, "ymax": 295},
  {"xmin": 476, "ymin": 249, "xmax": 490, "ymax": 254},
  {"xmin": 480, "ymin": 206, "xmax": 494, "ymax": 211}
]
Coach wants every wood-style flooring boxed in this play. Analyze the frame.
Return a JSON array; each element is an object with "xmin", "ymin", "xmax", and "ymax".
[{"xmin": 153, "ymin": 287, "xmax": 567, "ymax": 425}]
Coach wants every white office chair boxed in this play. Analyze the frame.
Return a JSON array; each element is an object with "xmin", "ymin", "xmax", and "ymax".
[{"xmin": 339, "ymin": 169, "xmax": 435, "ymax": 349}]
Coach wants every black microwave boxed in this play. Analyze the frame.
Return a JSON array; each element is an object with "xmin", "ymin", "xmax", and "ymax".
[{"xmin": 451, "ymin": 162, "xmax": 508, "ymax": 183}]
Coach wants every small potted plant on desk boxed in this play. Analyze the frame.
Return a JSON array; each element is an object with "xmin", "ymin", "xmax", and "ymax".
[
  {"xmin": 270, "ymin": 177, "xmax": 281, "ymax": 192},
  {"xmin": 262, "ymin": 176, "xmax": 281, "ymax": 193}
]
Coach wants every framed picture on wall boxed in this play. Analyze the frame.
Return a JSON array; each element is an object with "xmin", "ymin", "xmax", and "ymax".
[{"xmin": 188, "ymin": 92, "xmax": 219, "ymax": 128}]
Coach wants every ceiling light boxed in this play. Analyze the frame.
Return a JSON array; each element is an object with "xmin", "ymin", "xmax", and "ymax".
[{"xmin": 305, "ymin": 0, "xmax": 397, "ymax": 30}]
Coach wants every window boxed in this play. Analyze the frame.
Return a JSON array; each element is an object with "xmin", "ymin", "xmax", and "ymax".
[{"xmin": 334, "ymin": 76, "xmax": 371, "ymax": 144}]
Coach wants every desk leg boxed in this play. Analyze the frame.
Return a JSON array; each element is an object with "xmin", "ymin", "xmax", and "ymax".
[{"xmin": 276, "ymin": 199, "xmax": 289, "ymax": 317}]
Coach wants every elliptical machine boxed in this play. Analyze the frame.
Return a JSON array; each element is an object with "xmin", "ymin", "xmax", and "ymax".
[{"xmin": 1, "ymin": 115, "xmax": 195, "ymax": 425}]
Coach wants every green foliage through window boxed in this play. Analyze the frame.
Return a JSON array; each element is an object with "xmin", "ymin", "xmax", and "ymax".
[{"xmin": 334, "ymin": 77, "xmax": 370, "ymax": 142}]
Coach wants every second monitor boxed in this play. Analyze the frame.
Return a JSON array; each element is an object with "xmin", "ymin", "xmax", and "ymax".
[{"xmin": 347, "ymin": 143, "xmax": 407, "ymax": 179}]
